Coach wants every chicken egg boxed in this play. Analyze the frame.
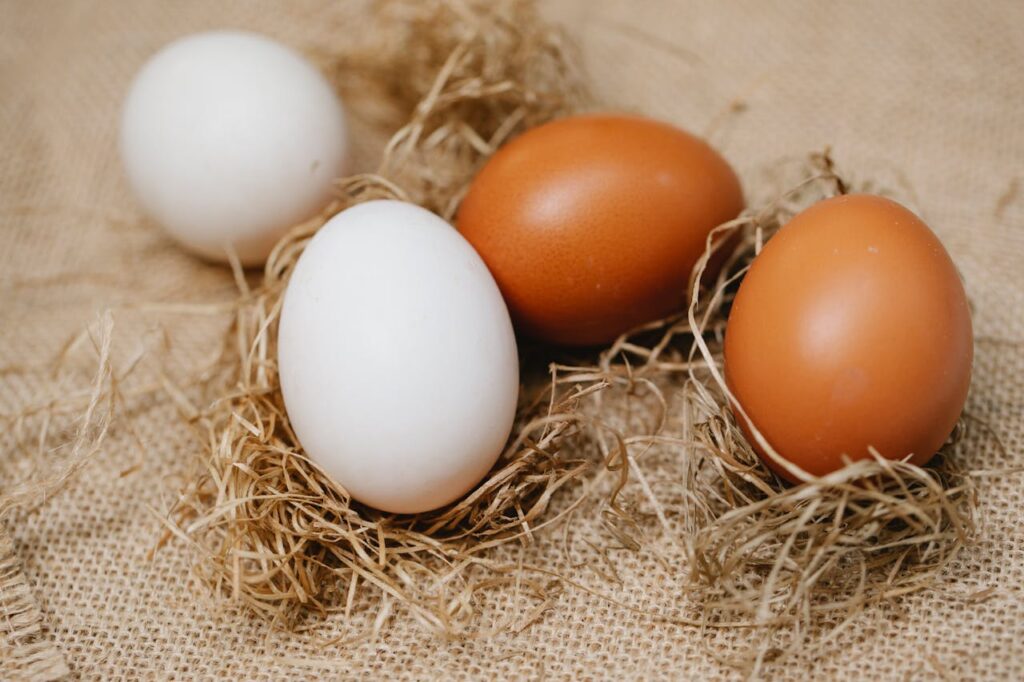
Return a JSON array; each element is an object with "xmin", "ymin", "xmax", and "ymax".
[
  {"xmin": 724, "ymin": 194, "xmax": 973, "ymax": 481},
  {"xmin": 456, "ymin": 114, "xmax": 744, "ymax": 346},
  {"xmin": 277, "ymin": 200, "xmax": 519, "ymax": 514},
  {"xmin": 120, "ymin": 30, "xmax": 349, "ymax": 266}
]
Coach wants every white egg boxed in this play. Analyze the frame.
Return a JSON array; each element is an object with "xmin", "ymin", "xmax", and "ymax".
[
  {"xmin": 120, "ymin": 30, "xmax": 349, "ymax": 266},
  {"xmin": 278, "ymin": 200, "xmax": 519, "ymax": 514}
]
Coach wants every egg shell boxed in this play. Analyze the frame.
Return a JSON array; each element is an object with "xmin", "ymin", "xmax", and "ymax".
[
  {"xmin": 277, "ymin": 200, "xmax": 519, "ymax": 514},
  {"xmin": 724, "ymin": 194, "xmax": 973, "ymax": 481},
  {"xmin": 120, "ymin": 30, "xmax": 349, "ymax": 266},
  {"xmin": 456, "ymin": 114, "xmax": 744, "ymax": 346}
]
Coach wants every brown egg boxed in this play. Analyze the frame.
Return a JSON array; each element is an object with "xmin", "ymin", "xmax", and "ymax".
[
  {"xmin": 724, "ymin": 194, "xmax": 973, "ymax": 482},
  {"xmin": 456, "ymin": 114, "xmax": 744, "ymax": 346}
]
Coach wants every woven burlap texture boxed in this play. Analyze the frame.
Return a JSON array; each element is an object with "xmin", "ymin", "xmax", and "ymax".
[
  {"xmin": 0, "ymin": 526, "xmax": 69, "ymax": 680},
  {"xmin": 2, "ymin": 0, "xmax": 1022, "ymax": 679}
]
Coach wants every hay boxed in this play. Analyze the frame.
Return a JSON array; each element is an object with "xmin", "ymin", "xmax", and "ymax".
[
  {"xmin": 0, "ymin": 313, "xmax": 117, "ymax": 519},
  {"xmin": 326, "ymin": 0, "xmax": 588, "ymax": 219}
]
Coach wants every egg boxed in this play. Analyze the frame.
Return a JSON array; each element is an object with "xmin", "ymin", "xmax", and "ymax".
[
  {"xmin": 120, "ymin": 31, "xmax": 349, "ymax": 266},
  {"xmin": 724, "ymin": 194, "xmax": 973, "ymax": 482},
  {"xmin": 456, "ymin": 114, "xmax": 744, "ymax": 346},
  {"xmin": 277, "ymin": 200, "xmax": 519, "ymax": 514}
]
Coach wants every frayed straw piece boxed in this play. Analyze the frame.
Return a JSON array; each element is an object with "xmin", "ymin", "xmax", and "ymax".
[
  {"xmin": 0, "ymin": 312, "xmax": 116, "ymax": 519},
  {"xmin": 165, "ymin": 0, "xmax": 602, "ymax": 634}
]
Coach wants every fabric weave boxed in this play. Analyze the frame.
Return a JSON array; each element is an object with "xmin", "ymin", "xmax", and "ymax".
[{"xmin": 1, "ymin": 1, "xmax": 1022, "ymax": 679}]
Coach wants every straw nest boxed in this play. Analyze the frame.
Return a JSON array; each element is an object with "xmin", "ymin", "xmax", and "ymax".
[{"xmin": 2, "ymin": 0, "xmax": 990, "ymax": 673}]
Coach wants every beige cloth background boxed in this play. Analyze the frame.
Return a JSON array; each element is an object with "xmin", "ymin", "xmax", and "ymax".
[{"xmin": 2, "ymin": 0, "xmax": 1022, "ymax": 679}]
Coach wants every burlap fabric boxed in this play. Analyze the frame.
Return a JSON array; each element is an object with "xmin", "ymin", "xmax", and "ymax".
[{"xmin": 2, "ymin": 0, "xmax": 1022, "ymax": 679}]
